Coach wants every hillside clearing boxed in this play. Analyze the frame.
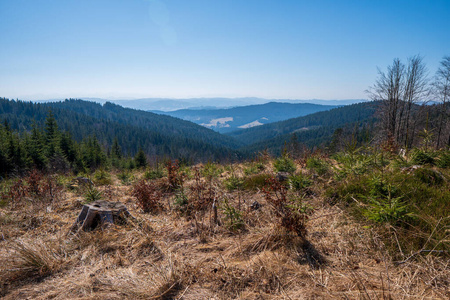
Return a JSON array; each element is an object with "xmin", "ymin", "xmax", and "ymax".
[{"xmin": 1, "ymin": 156, "xmax": 448, "ymax": 299}]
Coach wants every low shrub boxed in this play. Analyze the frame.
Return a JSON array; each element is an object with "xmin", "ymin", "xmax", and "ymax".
[
  {"xmin": 84, "ymin": 186, "xmax": 102, "ymax": 203},
  {"xmin": 132, "ymin": 180, "xmax": 162, "ymax": 213},
  {"xmin": 201, "ymin": 162, "xmax": 222, "ymax": 179},
  {"xmin": 143, "ymin": 167, "xmax": 164, "ymax": 180},
  {"xmin": 243, "ymin": 162, "xmax": 265, "ymax": 175},
  {"xmin": 327, "ymin": 163, "xmax": 450, "ymax": 255},
  {"xmin": 118, "ymin": 171, "xmax": 134, "ymax": 185},
  {"xmin": 306, "ymin": 157, "xmax": 329, "ymax": 176},
  {"xmin": 165, "ymin": 160, "xmax": 184, "ymax": 191},
  {"xmin": 1, "ymin": 173, "xmax": 63, "ymax": 206},
  {"xmin": 190, "ymin": 168, "xmax": 213, "ymax": 212},
  {"xmin": 221, "ymin": 198, "xmax": 244, "ymax": 232},
  {"xmin": 363, "ymin": 177, "xmax": 413, "ymax": 224},
  {"xmin": 25, "ymin": 169, "xmax": 44, "ymax": 196},
  {"xmin": 273, "ymin": 156, "xmax": 296, "ymax": 174},
  {"xmin": 224, "ymin": 175, "xmax": 244, "ymax": 191},
  {"xmin": 333, "ymin": 151, "xmax": 387, "ymax": 179},
  {"xmin": 3, "ymin": 179, "xmax": 28, "ymax": 206},
  {"xmin": 413, "ymin": 168, "xmax": 444, "ymax": 186},
  {"xmin": 173, "ymin": 190, "xmax": 189, "ymax": 214},
  {"xmin": 410, "ymin": 149, "xmax": 435, "ymax": 165},
  {"xmin": 289, "ymin": 174, "xmax": 311, "ymax": 191},
  {"xmin": 364, "ymin": 194, "xmax": 412, "ymax": 224},
  {"xmin": 93, "ymin": 168, "xmax": 112, "ymax": 185},
  {"xmin": 243, "ymin": 174, "xmax": 272, "ymax": 190},
  {"xmin": 263, "ymin": 177, "xmax": 311, "ymax": 237},
  {"xmin": 436, "ymin": 150, "xmax": 450, "ymax": 168}
]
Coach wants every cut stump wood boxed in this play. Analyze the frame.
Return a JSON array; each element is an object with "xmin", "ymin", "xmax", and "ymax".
[{"xmin": 71, "ymin": 200, "xmax": 131, "ymax": 232}]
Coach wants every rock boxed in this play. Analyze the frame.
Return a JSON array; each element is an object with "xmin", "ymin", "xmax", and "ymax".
[
  {"xmin": 74, "ymin": 177, "xmax": 94, "ymax": 186},
  {"xmin": 71, "ymin": 200, "xmax": 131, "ymax": 232},
  {"xmin": 276, "ymin": 172, "xmax": 290, "ymax": 182},
  {"xmin": 250, "ymin": 200, "xmax": 261, "ymax": 210}
]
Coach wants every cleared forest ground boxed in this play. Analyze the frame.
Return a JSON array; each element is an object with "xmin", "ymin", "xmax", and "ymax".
[{"xmin": 1, "ymin": 155, "xmax": 449, "ymax": 299}]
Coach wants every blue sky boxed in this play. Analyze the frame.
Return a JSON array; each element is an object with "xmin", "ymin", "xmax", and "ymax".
[{"xmin": 1, "ymin": 0, "xmax": 449, "ymax": 101}]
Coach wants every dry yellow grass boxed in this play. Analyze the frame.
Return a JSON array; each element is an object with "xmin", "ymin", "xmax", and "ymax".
[{"xmin": 0, "ymin": 165, "xmax": 448, "ymax": 299}]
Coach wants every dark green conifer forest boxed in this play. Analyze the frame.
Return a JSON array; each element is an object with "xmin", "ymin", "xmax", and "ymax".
[{"xmin": 0, "ymin": 98, "xmax": 244, "ymax": 176}]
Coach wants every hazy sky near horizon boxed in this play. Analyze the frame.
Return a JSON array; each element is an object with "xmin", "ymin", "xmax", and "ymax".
[{"xmin": 1, "ymin": 0, "xmax": 449, "ymax": 101}]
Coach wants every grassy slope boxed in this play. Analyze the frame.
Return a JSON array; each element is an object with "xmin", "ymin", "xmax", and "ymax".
[{"xmin": 1, "ymin": 152, "xmax": 448, "ymax": 299}]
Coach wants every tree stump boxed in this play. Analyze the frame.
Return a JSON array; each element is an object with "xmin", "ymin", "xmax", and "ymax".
[{"xmin": 71, "ymin": 200, "xmax": 131, "ymax": 232}]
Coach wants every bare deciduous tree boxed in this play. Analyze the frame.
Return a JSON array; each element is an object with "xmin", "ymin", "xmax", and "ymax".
[
  {"xmin": 368, "ymin": 56, "xmax": 429, "ymax": 148},
  {"xmin": 369, "ymin": 58, "xmax": 405, "ymax": 142},
  {"xmin": 401, "ymin": 55, "xmax": 429, "ymax": 148},
  {"xmin": 432, "ymin": 56, "xmax": 450, "ymax": 149}
]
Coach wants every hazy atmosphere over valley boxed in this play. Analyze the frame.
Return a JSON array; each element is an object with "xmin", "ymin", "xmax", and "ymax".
[{"xmin": 1, "ymin": 1, "xmax": 449, "ymax": 299}]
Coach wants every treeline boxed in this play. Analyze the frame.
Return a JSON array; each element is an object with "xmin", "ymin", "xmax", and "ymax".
[
  {"xmin": 229, "ymin": 101, "xmax": 379, "ymax": 155},
  {"xmin": 0, "ymin": 98, "xmax": 242, "ymax": 169},
  {"xmin": 43, "ymin": 99, "xmax": 242, "ymax": 149},
  {"xmin": 0, "ymin": 112, "xmax": 149, "ymax": 176}
]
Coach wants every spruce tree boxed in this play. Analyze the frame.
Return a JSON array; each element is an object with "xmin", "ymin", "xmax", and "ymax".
[
  {"xmin": 44, "ymin": 111, "xmax": 60, "ymax": 158},
  {"xmin": 27, "ymin": 122, "xmax": 47, "ymax": 170},
  {"xmin": 134, "ymin": 148, "xmax": 147, "ymax": 168},
  {"xmin": 111, "ymin": 137, "xmax": 122, "ymax": 159}
]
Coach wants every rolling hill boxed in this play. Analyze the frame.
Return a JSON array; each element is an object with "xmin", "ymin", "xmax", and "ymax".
[
  {"xmin": 1, "ymin": 98, "xmax": 380, "ymax": 161},
  {"xmin": 155, "ymin": 102, "xmax": 338, "ymax": 133},
  {"xmin": 228, "ymin": 101, "xmax": 380, "ymax": 154},
  {"xmin": 0, "ymin": 98, "xmax": 244, "ymax": 162}
]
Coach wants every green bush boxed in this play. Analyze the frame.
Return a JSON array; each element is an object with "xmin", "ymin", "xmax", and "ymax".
[
  {"xmin": 333, "ymin": 151, "xmax": 388, "ymax": 179},
  {"xmin": 289, "ymin": 174, "xmax": 311, "ymax": 191},
  {"xmin": 306, "ymin": 157, "xmax": 329, "ymax": 176},
  {"xmin": 221, "ymin": 198, "xmax": 244, "ymax": 232},
  {"xmin": 173, "ymin": 190, "xmax": 189, "ymax": 214},
  {"xmin": 364, "ymin": 177, "xmax": 413, "ymax": 224},
  {"xmin": 244, "ymin": 165, "xmax": 259, "ymax": 176},
  {"xmin": 413, "ymin": 168, "xmax": 444, "ymax": 186},
  {"xmin": 436, "ymin": 150, "xmax": 450, "ymax": 168},
  {"xmin": 243, "ymin": 174, "xmax": 272, "ymax": 190},
  {"xmin": 93, "ymin": 169, "xmax": 112, "ymax": 185},
  {"xmin": 244, "ymin": 162, "xmax": 265, "ymax": 175},
  {"xmin": 202, "ymin": 162, "xmax": 222, "ymax": 178},
  {"xmin": 328, "ymin": 166, "xmax": 450, "ymax": 254},
  {"xmin": 84, "ymin": 186, "xmax": 102, "ymax": 203},
  {"xmin": 143, "ymin": 167, "xmax": 164, "ymax": 180},
  {"xmin": 224, "ymin": 175, "xmax": 244, "ymax": 191},
  {"xmin": 273, "ymin": 156, "xmax": 296, "ymax": 174},
  {"xmin": 118, "ymin": 171, "xmax": 134, "ymax": 185},
  {"xmin": 410, "ymin": 149, "xmax": 435, "ymax": 165},
  {"xmin": 365, "ymin": 195, "xmax": 412, "ymax": 224}
]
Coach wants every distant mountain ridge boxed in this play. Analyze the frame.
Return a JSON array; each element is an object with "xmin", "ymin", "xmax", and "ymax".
[
  {"xmin": 154, "ymin": 102, "xmax": 339, "ymax": 133},
  {"xmin": 34, "ymin": 98, "xmax": 367, "ymax": 111}
]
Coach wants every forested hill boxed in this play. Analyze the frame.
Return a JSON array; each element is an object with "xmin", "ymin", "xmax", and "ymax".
[
  {"xmin": 155, "ymin": 102, "xmax": 338, "ymax": 133},
  {"xmin": 0, "ymin": 98, "xmax": 243, "ymax": 162},
  {"xmin": 228, "ymin": 101, "xmax": 380, "ymax": 154},
  {"xmin": 43, "ymin": 99, "xmax": 242, "ymax": 149}
]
